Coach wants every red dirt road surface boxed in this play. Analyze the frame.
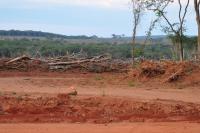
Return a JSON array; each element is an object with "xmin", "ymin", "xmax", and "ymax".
[
  {"xmin": 1, "ymin": 123, "xmax": 200, "ymax": 133},
  {"xmin": 0, "ymin": 70, "xmax": 200, "ymax": 132}
]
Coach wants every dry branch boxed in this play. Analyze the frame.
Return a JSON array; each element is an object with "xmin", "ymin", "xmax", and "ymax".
[
  {"xmin": 48, "ymin": 55, "xmax": 111, "ymax": 66},
  {"xmin": 6, "ymin": 56, "xmax": 31, "ymax": 64},
  {"xmin": 164, "ymin": 69, "xmax": 183, "ymax": 82}
]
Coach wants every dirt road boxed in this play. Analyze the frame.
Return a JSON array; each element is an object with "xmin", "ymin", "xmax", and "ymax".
[
  {"xmin": 0, "ymin": 72, "xmax": 200, "ymax": 132},
  {"xmin": 0, "ymin": 72, "xmax": 200, "ymax": 103},
  {"xmin": 1, "ymin": 123, "xmax": 200, "ymax": 133}
]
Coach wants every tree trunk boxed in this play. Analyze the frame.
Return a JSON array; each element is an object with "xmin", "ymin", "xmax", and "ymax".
[
  {"xmin": 179, "ymin": 39, "xmax": 184, "ymax": 62},
  {"xmin": 132, "ymin": 22, "xmax": 137, "ymax": 65},
  {"xmin": 132, "ymin": 37, "xmax": 136, "ymax": 65},
  {"xmin": 194, "ymin": 0, "xmax": 200, "ymax": 57},
  {"xmin": 176, "ymin": 33, "xmax": 184, "ymax": 61},
  {"xmin": 198, "ymin": 26, "xmax": 200, "ymax": 53}
]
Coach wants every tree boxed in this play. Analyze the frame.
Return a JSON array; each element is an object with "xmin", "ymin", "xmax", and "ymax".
[
  {"xmin": 140, "ymin": 0, "xmax": 171, "ymax": 51},
  {"xmin": 131, "ymin": 0, "xmax": 145, "ymax": 64},
  {"xmin": 147, "ymin": 0, "xmax": 190, "ymax": 61},
  {"xmin": 194, "ymin": 0, "xmax": 200, "ymax": 56}
]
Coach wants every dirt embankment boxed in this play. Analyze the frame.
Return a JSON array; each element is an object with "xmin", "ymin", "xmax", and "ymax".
[{"xmin": 0, "ymin": 93, "xmax": 200, "ymax": 124}]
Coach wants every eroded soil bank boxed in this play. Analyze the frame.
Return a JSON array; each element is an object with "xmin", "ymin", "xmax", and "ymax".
[{"xmin": 0, "ymin": 93, "xmax": 200, "ymax": 123}]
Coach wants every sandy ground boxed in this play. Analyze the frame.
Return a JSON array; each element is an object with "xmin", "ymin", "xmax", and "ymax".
[{"xmin": 1, "ymin": 123, "xmax": 200, "ymax": 133}]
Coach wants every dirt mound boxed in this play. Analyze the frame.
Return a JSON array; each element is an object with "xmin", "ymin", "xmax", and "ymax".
[
  {"xmin": 135, "ymin": 60, "xmax": 199, "ymax": 83},
  {"xmin": 0, "ymin": 94, "xmax": 200, "ymax": 123}
]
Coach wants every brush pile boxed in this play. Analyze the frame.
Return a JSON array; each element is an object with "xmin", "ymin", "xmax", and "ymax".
[
  {"xmin": 136, "ymin": 60, "xmax": 199, "ymax": 83},
  {"xmin": 0, "ymin": 55, "xmax": 130, "ymax": 73}
]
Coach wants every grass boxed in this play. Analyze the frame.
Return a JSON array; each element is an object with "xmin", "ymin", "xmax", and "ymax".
[
  {"xmin": 94, "ymin": 75, "xmax": 104, "ymax": 81},
  {"xmin": 128, "ymin": 81, "xmax": 136, "ymax": 87},
  {"xmin": 132, "ymin": 61, "xmax": 141, "ymax": 69}
]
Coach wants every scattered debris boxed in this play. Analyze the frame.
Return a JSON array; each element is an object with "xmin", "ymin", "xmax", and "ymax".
[
  {"xmin": 163, "ymin": 69, "xmax": 183, "ymax": 83},
  {"xmin": 139, "ymin": 60, "xmax": 165, "ymax": 77},
  {"xmin": 6, "ymin": 55, "xmax": 31, "ymax": 65},
  {"xmin": 0, "ymin": 55, "xmax": 130, "ymax": 73},
  {"xmin": 135, "ymin": 60, "xmax": 199, "ymax": 83}
]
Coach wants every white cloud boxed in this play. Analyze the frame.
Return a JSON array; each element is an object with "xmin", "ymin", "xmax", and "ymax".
[
  {"xmin": 0, "ymin": 0, "xmax": 131, "ymax": 10},
  {"xmin": 28, "ymin": 0, "xmax": 130, "ymax": 9},
  {"xmin": 0, "ymin": 0, "xmax": 192, "ymax": 10}
]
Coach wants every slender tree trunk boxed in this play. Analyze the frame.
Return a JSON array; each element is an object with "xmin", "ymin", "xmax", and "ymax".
[
  {"xmin": 195, "ymin": 13, "xmax": 200, "ymax": 54},
  {"xmin": 179, "ymin": 42, "xmax": 184, "ymax": 61},
  {"xmin": 132, "ymin": 29, "xmax": 136, "ymax": 65},
  {"xmin": 194, "ymin": 0, "xmax": 200, "ymax": 56},
  {"xmin": 198, "ymin": 25, "xmax": 200, "ymax": 52},
  {"xmin": 179, "ymin": 35, "xmax": 184, "ymax": 61},
  {"xmin": 132, "ymin": 41, "xmax": 135, "ymax": 64},
  {"xmin": 132, "ymin": 13, "xmax": 139, "ymax": 65},
  {"xmin": 175, "ymin": 33, "xmax": 184, "ymax": 61}
]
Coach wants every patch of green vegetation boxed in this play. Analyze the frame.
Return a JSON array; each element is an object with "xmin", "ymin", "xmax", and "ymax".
[
  {"xmin": 128, "ymin": 81, "xmax": 136, "ymax": 87},
  {"xmin": 132, "ymin": 61, "xmax": 141, "ymax": 69},
  {"xmin": 95, "ymin": 75, "xmax": 104, "ymax": 81},
  {"xmin": 0, "ymin": 39, "xmax": 175, "ymax": 59},
  {"xmin": 1, "ymin": 36, "xmax": 197, "ymax": 60}
]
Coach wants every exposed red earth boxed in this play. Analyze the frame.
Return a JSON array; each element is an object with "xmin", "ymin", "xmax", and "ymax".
[{"xmin": 0, "ymin": 60, "xmax": 200, "ymax": 132}]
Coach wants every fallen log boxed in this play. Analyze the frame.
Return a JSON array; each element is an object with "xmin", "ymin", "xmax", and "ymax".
[
  {"xmin": 6, "ymin": 56, "xmax": 31, "ymax": 64},
  {"xmin": 48, "ymin": 57, "xmax": 111, "ymax": 66},
  {"xmin": 164, "ymin": 69, "xmax": 183, "ymax": 83},
  {"xmin": 48, "ymin": 59, "xmax": 91, "ymax": 66}
]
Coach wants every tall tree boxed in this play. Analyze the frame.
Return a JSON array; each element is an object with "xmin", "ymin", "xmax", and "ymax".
[
  {"xmin": 147, "ymin": 0, "xmax": 190, "ymax": 61},
  {"xmin": 141, "ymin": 0, "xmax": 171, "ymax": 51},
  {"xmin": 194, "ymin": 0, "xmax": 200, "ymax": 56},
  {"xmin": 131, "ymin": 0, "xmax": 145, "ymax": 64}
]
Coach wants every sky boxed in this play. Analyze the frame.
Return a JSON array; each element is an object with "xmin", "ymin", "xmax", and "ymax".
[{"xmin": 0, "ymin": 0, "xmax": 198, "ymax": 37}]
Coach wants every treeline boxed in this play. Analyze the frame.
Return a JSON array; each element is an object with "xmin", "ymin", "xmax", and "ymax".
[
  {"xmin": 0, "ymin": 39, "xmax": 174, "ymax": 59},
  {"xmin": 0, "ymin": 36, "xmax": 198, "ymax": 60},
  {"xmin": 0, "ymin": 30, "xmax": 95, "ymax": 39}
]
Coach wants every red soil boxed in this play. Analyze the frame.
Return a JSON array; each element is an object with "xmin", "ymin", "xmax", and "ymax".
[
  {"xmin": 0, "ymin": 93, "xmax": 200, "ymax": 123},
  {"xmin": 0, "ymin": 61, "xmax": 200, "ymax": 132}
]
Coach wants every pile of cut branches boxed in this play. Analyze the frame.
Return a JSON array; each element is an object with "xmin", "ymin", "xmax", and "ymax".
[
  {"xmin": 136, "ymin": 60, "xmax": 198, "ymax": 83},
  {"xmin": 0, "ymin": 55, "xmax": 129, "ymax": 73}
]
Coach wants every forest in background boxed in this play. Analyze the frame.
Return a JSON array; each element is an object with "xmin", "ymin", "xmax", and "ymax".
[{"xmin": 0, "ymin": 30, "xmax": 197, "ymax": 60}]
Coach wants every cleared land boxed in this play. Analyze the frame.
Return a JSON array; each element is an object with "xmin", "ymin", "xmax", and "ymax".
[{"xmin": 0, "ymin": 59, "xmax": 200, "ymax": 132}]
